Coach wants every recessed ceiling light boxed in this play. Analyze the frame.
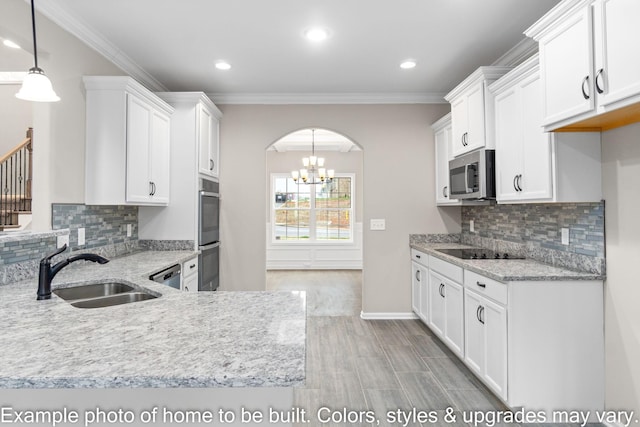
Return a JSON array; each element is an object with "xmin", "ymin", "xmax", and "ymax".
[
  {"xmin": 305, "ymin": 27, "xmax": 329, "ymax": 42},
  {"xmin": 400, "ymin": 60, "xmax": 417, "ymax": 69},
  {"xmin": 3, "ymin": 39, "xmax": 21, "ymax": 49},
  {"xmin": 215, "ymin": 61, "xmax": 231, "ymax": 70}
]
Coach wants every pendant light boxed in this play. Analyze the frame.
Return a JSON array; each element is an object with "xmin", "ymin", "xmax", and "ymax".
[{"xmin": 15, "ymin": 0, "xmax": 60, "ymax": 102}]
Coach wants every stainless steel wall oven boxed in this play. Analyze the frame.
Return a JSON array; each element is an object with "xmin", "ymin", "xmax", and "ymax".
[{"xmin": 199, "ymin": 179, "xmax": 220, "ymax": 291}]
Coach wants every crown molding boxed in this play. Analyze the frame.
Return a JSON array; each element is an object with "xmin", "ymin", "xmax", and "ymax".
[
  {"xmin": 207, "ymin": 92, "xmax": 448, "ymax": 105},
  {"xmin": 492, "ymin": 37, "xmax": 539, "ymax": 68},
  {"xmin": 34, "ymin": 1, "xmax": 167, "ymax": 92}
]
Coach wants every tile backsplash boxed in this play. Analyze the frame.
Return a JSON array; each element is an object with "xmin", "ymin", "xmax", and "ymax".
[{"xmin": 461, "ymin": 201, "xmax": 605, "ymax": 275}]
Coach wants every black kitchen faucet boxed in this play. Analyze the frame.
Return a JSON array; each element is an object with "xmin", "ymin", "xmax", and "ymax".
[{"xmin": 37, "ymin": 244, "xmax": 109, "ymax": 300}]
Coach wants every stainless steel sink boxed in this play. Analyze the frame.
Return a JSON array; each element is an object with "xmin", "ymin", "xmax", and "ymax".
[
  {"xmin": 53, "ymin": 281, "xmax": 159, "ymax": 309},
  {"xmin": 53, "ymin": 282, "xmax": 134, "ymax": 301},
  {"xmin": 70, "ymin": 292, "xmax": 157, "ymax": 309}
]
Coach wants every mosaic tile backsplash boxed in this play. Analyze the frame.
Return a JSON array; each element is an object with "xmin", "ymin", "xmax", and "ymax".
[{"xmin": 461, "ymin": 201, "xmax": 605, "ymax": 274}]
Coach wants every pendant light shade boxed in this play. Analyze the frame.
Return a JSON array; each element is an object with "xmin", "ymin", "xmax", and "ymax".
[
  {"xmin": 16, "ymin": 67, "xmax": 60, "ymax": 102},
  {"xmin": 15, "ymin": 0, "xmax": 60, "ymax": 103}
]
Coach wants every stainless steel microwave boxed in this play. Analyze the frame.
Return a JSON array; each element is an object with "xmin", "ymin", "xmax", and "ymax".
[{"xmin": 448, "ymin": 149, "xmax": 495, "ymax": 200}]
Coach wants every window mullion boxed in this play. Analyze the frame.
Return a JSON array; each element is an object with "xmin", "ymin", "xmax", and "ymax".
[{"xmin": 310, "ymin": 185, "xmax": 316, "ymax": 241}]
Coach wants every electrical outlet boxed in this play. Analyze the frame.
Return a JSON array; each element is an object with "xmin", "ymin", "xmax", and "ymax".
[
  {"xmin": 127, "ymin": 224, "xmax": 132, "ymax": 237},
  {"xmin": 470, "ymin": 220, "xmax": 475, "ymax": 233},
  {"xmin": 77, "ymin": 228, "xmax": 85, "ymax": 246},
  {"xmin": 370, "ymin": 219, "xmax": 386, "ymax": 231},
  {"xmin": 57, "ymin": 234, "xmax": 69, "ymax": 248},
  {"xmin": 561, "ymin": 228, "xmax": 570, "ymax": 245}
]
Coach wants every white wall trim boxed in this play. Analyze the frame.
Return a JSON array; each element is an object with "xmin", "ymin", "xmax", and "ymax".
[
  {"xmin": 491, "ymin": 37, "xmax": 538, "ymax": 67},
  {"xmin": 209, "ymin": 92, "xmax": 448, "ymax": 105},
  {"xmin": 34, "ymin": 2, "xmax": 167, "ymax": 92},
  {"xmin": 360, "ymin": 311, "xmax": 419, "ymax": 320},
  {"xmin": 0, "ymin": 72, "xmax": 26, "ymax": 84},
  {"xmin": 268, "ymin": 260, "xmax": 362, "ymax": 270}
]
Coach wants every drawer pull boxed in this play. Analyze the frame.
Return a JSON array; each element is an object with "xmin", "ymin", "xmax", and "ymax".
[
  {"xmin": 190, "ymin": 264, "xmax": 196, "ymax": 269},
  {"xmin": 415, "ymin": 254, "xmax": 421, "ymax": 259},
  {"xmin": 476, "ymin": 281, "xmax": 486, "ymax": 288}
]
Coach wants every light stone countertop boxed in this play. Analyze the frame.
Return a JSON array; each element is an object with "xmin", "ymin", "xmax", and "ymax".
[
  {"xmin": 410, "ymin": 242, "xmax": 604, "ymax": 282},
  {"xmin": 0, "ymin": 251, "xmax": 306, "ymax": 388}
]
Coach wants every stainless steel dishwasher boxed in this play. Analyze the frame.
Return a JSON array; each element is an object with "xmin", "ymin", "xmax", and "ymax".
[{"xmin": 150, "ymin": 264, "xmax": 181, "ymax": 289}]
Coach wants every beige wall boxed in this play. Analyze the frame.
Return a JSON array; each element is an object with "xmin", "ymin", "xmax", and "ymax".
[
  {"xmin": 0, "ymin": 85, "xmax": 33, "ymax": 155},
  {"xmin": 1, "ymin": 0, "xmax": 124, "ymax": 230},
  {"xmin": 218, "ymin": 104, "xmax": 461, "ymax": 314},
  {"xmin": 601, "ymin": 121, "xmax": 640, "ymax": 415}
]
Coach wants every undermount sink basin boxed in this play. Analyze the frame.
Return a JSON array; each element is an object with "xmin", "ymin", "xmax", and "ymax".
[
  {"xmin": 70, "ymin": 292, "xmax": 157, "ymax": 309},
  {"xmin": 53, "ymin": 282, "xmax": 134, "ymax": 301},
  {"xmin": 53, "ymin": 281, "xmax": 158, "ymax": 309}
]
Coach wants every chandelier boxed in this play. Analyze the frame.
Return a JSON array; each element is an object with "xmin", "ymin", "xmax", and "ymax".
[{"xmin": 291, "ymin": 129, "xmax": 334, "ymax": 185}]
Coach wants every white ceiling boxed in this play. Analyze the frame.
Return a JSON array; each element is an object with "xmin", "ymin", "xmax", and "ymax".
[{"xmin": 35, "ymin": 0, "xmax": 559, "ymax": 104}]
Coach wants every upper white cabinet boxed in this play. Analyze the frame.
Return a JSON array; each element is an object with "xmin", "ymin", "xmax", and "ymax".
[
  {"xmin": 84, "ymin": 76, "xmax": 173, "ymax": 206},
  {"xmin": 445, "ymin": 67, "xmax": 512, "ymax": 157},
  {"xmin": 198, "ymin": 103, "xmax": 221, "ymax": 179},
  {"xmin": 432, "ymin": 114, "xmax": 460, "ymax": 206},
  {"xmin": 526, "ymin": 0, "xmax": 640, "ymax": 131},
  {"xmin": 491, "ymin": 54, "xmax": 602, "ymax": 203},
  {"xmin": 138, "ymin": 92, "xmax": 222, "ymax": 243}
]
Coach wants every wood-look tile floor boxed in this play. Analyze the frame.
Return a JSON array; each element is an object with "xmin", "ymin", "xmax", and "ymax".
[{"xmin": 266, "ymin": 270, "xmax": 510, "ymax": 427}]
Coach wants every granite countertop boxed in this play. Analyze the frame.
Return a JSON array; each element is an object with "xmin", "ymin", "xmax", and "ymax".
[
  {"xmin": 0, "ymin": 251, "xmax": 306, "ymax": 388},
  {"xmin": 410, "ymin": 242, "xmax": 604, "ymax": 282}
]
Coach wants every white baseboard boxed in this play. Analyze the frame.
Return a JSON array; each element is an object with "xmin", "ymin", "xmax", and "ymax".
[
  {"xmin": 360, "ymin": 311, "xmax": 419, "ymax": 320},
  {"xmin": 267, "ymin": 261, "xmax": 363, "ymax": 270}
]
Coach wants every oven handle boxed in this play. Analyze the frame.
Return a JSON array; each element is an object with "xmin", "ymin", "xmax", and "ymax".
[
  {"xmin": 200, "ymin": 242, "xmax": 221, "ymax": 250},
  {"xmin": 200, "ymin": 191, "xmax": 220, "ymax": 198}
]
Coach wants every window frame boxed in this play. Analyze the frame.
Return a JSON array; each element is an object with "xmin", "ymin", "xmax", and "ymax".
[{"xmin": 270, "ymin": 172, "xmax": 355, "ymax": 245}]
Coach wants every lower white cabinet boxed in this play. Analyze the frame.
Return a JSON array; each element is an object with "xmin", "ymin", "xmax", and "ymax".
[
  {"xmin": 409, "ymin": 249, "xmax": 604, "ymax": 416},
  {"xmin": 181, "ymin": 256, "xmax": 199, "ymax": 292},
  {"xmin": 410, "ymin": 249, "xmax": 429, "ymax": 322},
  {"xmin": 464, "ymin": 287, "xmax": 507, "ymax": 400}
]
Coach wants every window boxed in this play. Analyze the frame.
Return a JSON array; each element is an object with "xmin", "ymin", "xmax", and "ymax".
[{"xmin": 272, "ymin": 174, "xmax": 353, "ymax": 243}]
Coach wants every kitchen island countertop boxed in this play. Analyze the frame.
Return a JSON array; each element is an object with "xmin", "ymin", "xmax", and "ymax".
[
  {"xmin": 411, "ymin": 242, "xmax": 604, "ymax": 282},
  {"xmin": 0, "ymin": 250, "xmax": 306, "ymax": 388}
]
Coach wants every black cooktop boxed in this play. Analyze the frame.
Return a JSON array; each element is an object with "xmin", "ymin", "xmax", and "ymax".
[{"xmin": 436, "ymin": 248, "xmax": 525, "ymax": 260}]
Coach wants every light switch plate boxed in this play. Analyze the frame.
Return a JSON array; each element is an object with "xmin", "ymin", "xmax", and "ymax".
[
  {"xmin": 77, "ymin": 227, "xmax": 85, "ymax": 246},
  {"xmin": 561, "ymin": 228, "xmax": 570, "ymax": 245},
  {"xmin": 370, "ymin": 219, "xmax": 386, "ymax": 231}
]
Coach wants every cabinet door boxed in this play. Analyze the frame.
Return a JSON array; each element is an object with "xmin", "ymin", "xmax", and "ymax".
[
  {"xmin": 465, "ymin": 82, "xmax": 486, "ymax": 153},
  {"xmin": 419, "ymin": 267, "xmax": 429, "ymax": 323},
  {"xmin": 444, "ymin": 280, "xmax": 464, "ymax": 358},
  {"xmin": 182, "ymin": 273, "xmax": 198, "ymax": 292},
  {"xmin": 450, "ymin": 97, "xmax": 468, "ymax": 157},
  {"xmin": 149, "ymin": 110, "xmax": 171, "ymax": 204},
  {"xmin": 429, "ymin": 270, "xmax": 446, "ymax": 337},
  {"xmin": 464, "ymin": 289, "xmax": 485, "ymax": 376},
  {"xmin": 519, "ymin": 73, "xmax": 553, "ymax": 201},
  {"xmin": 411, "ymin": 261, "xmax": 422, "ymax": 316},
  {"xmin": 210, "ymin": 116, "xmax": 220, "ymax": 178},
  {"xmin": 435, "ymin": 125, "xmax": 457, "ymax": 205},
  {"xmin": 495, "ymin": 86, "xmax": 523, "ymax": 202},
  {"xmin": 538, "ymin": 3, "xmax": 595, "ymax": 126},
  {"xmin": 126, "ymin": 94, "xmax": 153, "ymax": 203},
  {"xmin": 595, "ymin": 0, "xmax": 640, "ymax": 108},
  {"xmin": 198, "ymin": 104, "xmax": 215, "ymax": 177},
  {"xmin": 484, "ymin": 298, "xmax": 508, "ymax": 399}
]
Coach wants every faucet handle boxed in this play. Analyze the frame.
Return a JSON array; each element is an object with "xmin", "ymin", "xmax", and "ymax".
[{"xmin": 41, "ymin": 243, "xmax": 68, "ymax": 264}]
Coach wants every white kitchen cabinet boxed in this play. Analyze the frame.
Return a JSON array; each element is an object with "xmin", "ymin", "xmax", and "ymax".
[
  {"xmin": 84, "ymin": 76, "xmax": 174, "ymax": 206},
  {"xmin": 198, "ymin": 103, "xmax": 221, "ymax": 179},
  {"xmin": 432, "ymin": 114, "xmax": 460, "ymax": 206},
  {"xmin": 526, "ymin": 0, "xmax": 640, "ymax": 131},
  {"xmin": 411, "ymin": 249, "xmax": 429, "ymax": 322},
  {"xmin": 428, "ymin": 257, "xmax": 464, "ymax": 358},
  {"xmin": 445, "ymin": 67, "xmax": 511, "ymax": 157},
  {"xmin": 139, "ymin": 92, "xmax": 222, "ymax": 244},
  {"xmin": 181, "ymin": 256, "xmax": 199, "ymax": 292},
  {"xmin": 491, "ymin": 54, "xmax": 602, "ymax": 203},
  {"xmin": 464, "ymin": 285, "xmax": 508, "ymax": 400}
]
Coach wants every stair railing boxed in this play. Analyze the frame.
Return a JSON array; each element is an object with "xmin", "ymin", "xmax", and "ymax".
[{"xmin": 0, "ymin": 128, "xmax": 33, "ymax": 227}]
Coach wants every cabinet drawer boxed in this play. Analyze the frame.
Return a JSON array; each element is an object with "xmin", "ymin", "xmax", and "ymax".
[
  {"xmin": 429, "ymin": 256, "xmax": 463, "ymax": 283},
  {"xmin": 464, "ymin": 270, "xmax": 507, "ymax": 305},
  {"xmin": 410, "ymin": 249, "xmax": 429, "ymax": 267},
  {"xmin": 182, "ymin": 257, "xmax": 199, "ymax": 278}
]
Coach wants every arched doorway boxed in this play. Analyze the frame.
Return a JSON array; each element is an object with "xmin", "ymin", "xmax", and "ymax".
[{"xmin": 265, "ymin": 128, "xmax": 363, "ymax": 316}]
